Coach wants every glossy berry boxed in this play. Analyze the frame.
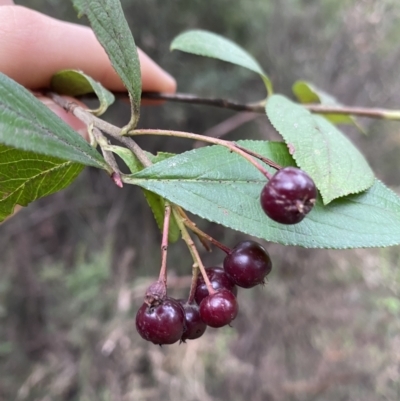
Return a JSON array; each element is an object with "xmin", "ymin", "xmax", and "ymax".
[
  {"xmin": 194, "ymin": 267, "xmax": 237, "ymax": 305},
  {"xmin": 260, "ymin": 167, "xmax": 317, "ymax": 224},
  {"xmin": 179, "ymin": 300, "xmax": 207, "ymax": 341},
  {"xmin": 199, "ymin": 289, "xmax": 238, "ymax": 328},
  {"xmin": 224, "ymin": 240, "xmax": 272, "ymax": 288},
  {"xmin": 136, "ymin": 297, "xmax": 185, "ymax": 345}
]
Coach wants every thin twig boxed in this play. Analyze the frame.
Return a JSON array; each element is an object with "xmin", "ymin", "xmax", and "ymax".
[
  {"xmin": 172, "ymin": 206, "xmax": 215, "ymax": 296},
  {"xmin": 78, "ymin": 90, "xmax": 400, "ymax": 120},
  {"xmin": 142, "ymin": 91, "xmax": 265, "ymax": 112},
  {"xmin": 140, "ymin": 91, "xmax": 400, "ymax": 120},
  {"xmin": 305, "ymin": 104, "xmax": 400, "ymax": 119}
]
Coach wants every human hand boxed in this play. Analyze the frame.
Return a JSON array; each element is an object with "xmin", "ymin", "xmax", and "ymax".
[{"xmin": 0, "ymin": 1, "xmax": 176, "ymax": 135}]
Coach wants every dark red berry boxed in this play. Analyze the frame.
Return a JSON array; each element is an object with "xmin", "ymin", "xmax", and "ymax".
[
  {"xmin": 199, "ymin": 289, "xmax": 238, "ymax": 328},
  {"xmin": 136, "ymin": 297, "xmax": 185, "ymax": 345},
  {"xmin": 223, "ymin": 240, "xmax": 272, "ymax": 288},
  {"xmin": 194, "ymin": 267, "xmax": 237, "ymax": 305},
  {"xmin": 179, "ymin": 300, "xmax": 207, "ymax": 341},
  {"xmin": 260, "ymin": 167, "xmax": 317, "ymax": 224}
]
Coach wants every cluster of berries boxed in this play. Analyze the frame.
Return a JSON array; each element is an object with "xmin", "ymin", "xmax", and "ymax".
[
  {"xmin": 135, "ymin": 166, "xmax": 317, "ymax": 345},
  {"xmin": 136, "ymin": 240, "xmax": 272, "ymax": 345}
]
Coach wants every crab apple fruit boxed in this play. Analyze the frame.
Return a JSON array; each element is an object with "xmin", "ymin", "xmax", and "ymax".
[
  {"xmin": 136, "ymin": 297, "xmax": 185, "ymax": 345},
  {"xmin": 260, "ymin": 166, "xmax": 317, "ymax": 224},
  {"xmin": 179, "ymin": 300, "xmax": 207, "ymax": 341},
  {"xmin": 224, "ymin": 240, "xmax": 272, "ymax": 288},
  {"xmin": 194, "ymin": 267, "xmax": 238, "ymax": 305},
  {"xmin": 199, "ymin": 289, "xmax": 238, "ymax": 328}
]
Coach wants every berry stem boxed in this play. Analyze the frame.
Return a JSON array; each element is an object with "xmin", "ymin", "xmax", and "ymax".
[
  {"xmin": 177, "ymin": 208, "xmax": 231, "ymax": 254},
  {"xmin": 159, "ymin": 202, "xmax": 171, "ymax": 286},
  {"xmin": 187, "ymin": 262, "xmax": 200, "ymax": 304},
  {"xmin": 172, "ymin": 206, "xmax": 216, "ymax": 296},
  {"xmin": 128, "ymin": 129, "xmax": 273, "ymax": 179}
]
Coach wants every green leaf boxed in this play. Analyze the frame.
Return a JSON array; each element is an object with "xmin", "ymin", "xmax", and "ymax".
[
  {"xmin": 0, "ymin": 73, "xmax": 108, "ymax": 169},
  {"xmin": 124, "ymin": 141, "xmax": 400, "ymax": 249},
  {"xmin": 0, "ymin": 144, "xmax": 83, "ymax": 222},
  {"xmin": 51, "ymin": 69, "xmax": 115, "ymax": 116},
  {"xmin": 147, "ymin": 152, "xmax": 177, "ymax": 164},
  {"xmin": 292, "ymin": 80, "xmax": 361, "ymax": 128},
  {"xmin": 266, "ymin": 95, "xmax": 374, "ymax": 204},
  {"xmin": 171, "ymin": 30, "xmax": 273, "ymax": 95},
  {"xmin": 102, "ymin": 144, "xmax": 142, "ymax": 173},
  {"xmin": 72, "ymin": 0, "xmax": 141, "ymax": 127}
]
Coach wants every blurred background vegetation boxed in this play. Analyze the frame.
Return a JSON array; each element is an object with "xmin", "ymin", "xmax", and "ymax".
[{"xmin": 1, "ymin": 0, "xmax": 400, "ymax": 400}]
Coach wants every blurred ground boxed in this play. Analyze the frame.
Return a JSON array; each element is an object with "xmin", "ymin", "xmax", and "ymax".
[{"xmin": 1, "ymin": 0, "xmax": 400, "ymax": 400}]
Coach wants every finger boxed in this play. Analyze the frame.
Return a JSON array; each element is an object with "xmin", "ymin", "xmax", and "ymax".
[
  {"xmin": 36, "ymin": 95, "xmax": 89, "ymax": 141},
  {"xmin": 0, "ymin": 1, "xmax": 15, "ymax": 5},
  {"xmin": 0, "ymin": 6, "xmax": 176, "ymax": 93}
]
